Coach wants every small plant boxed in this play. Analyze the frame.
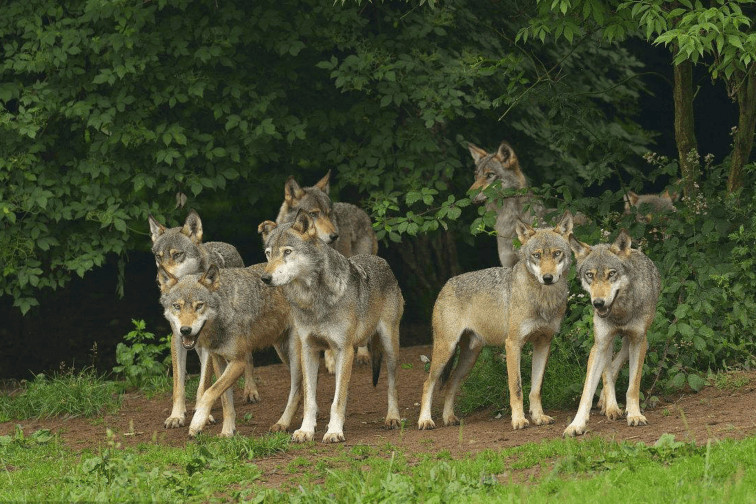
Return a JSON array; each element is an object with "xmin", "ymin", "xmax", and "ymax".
[{"xmin": 113, "ymin": 319, "xmax": 171, "ymax": 390}]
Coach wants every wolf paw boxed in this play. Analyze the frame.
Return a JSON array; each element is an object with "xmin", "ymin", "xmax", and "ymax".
[
  {"xmin": 417, "ymin": 418, "xmax": 436, "ymax": 430},
  {"xmin": 355, "ymin": 347, "xmax": 371, "ymax": 366},
  {"xmin": 292, "ymin": 429, "xmax": 315, "ymax": 443},
  {"xmin": 443, "ymin": 414, "xmax": 460, "ymax": 426},
  {"xmin": 207, "ymin": 414, "xmax": 216, "ymax": 425},
  {"xmin": 531, "ymin": 414, "xmax": 555, "ymax": 426},
  {"xmin": 164, "ymin": 416, "xmax": 185, "ymax": 429},
  {"xmin": 324, "ymin": 350, "xmax": 336, "ymax": 375},
  {"xmin": 605, "ymin": 405, "xmax": 624, "ymax": 421},
  {"xmin": 385, "ymin": 417, "xmax": 401, "ymax": 430},
  {"xmin": 627, "ymin": 414, "xmax": 648, "ymax": 427},
  {"xmin": 563, "ymin": 424, "xmax": 587, "ymax": 437},
  {"xmin": 243, "ymin": 388, "xmax": 260, "ymax": 404},
  {"xmin": 219, "ymin": 429, "xmax": 237, "ymax": 438},
  {"xmin": 188, "ymin": 426, "xmax": 202, "ymax": 438},
  {"xmin": 322, "ymin": 431, "xmax": 345, "ymax": 443},
  {"xmin": 270, "ymin": 423, "xmax": 289, "ymax": 433},
  {"xmin": 511, "ymin": 417, "xmax": 530, "ymax": 430}
]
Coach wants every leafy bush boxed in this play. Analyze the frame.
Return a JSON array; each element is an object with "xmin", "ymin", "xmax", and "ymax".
[
  {"xmin": 0, "ymin": 369, "xmax": 121, "ymax": 421},
  {"xmin": 112, "ymin": 319, "xmax": 171, "ymax": 391}
]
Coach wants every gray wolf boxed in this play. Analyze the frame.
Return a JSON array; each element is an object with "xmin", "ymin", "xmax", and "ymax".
[
  {"xmin": 624, "ymin": 190, "xmax": 677, "ymax": 222},
  {"xmin": 148, "ymin": 211, "xmax": 259, "ymax": 430},
  {"xmin": 157, "ymin": 263, "xmax": 301, "ymax": 437},
  {"xmin": 563, "ymin": 229, "xmax": 660, "ymax": 437},
  {"xmin": 467, "ymin": 141, "xmax": 546, "ymax": 267},
  {"xmin": 418, "ymin": 211, "xmax": 574, "ymax": 430},
  {"xmin": 259, "ymin": 210, "xmax": 403, "ymax": 443},
  {"xmin": 276, "ymin": 170, "xmax": 377, "ymax": 369}
]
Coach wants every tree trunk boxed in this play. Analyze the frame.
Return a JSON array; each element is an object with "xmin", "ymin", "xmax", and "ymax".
[
  {"xmin": 728, "ymin": 70, "xmax": 756, "ymax": 193},
  {"xmin": 673, "ymin": 60, "xmax": 699, "ymax": 198}
]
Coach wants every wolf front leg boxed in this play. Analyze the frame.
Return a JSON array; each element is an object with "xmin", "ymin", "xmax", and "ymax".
[
  {"xmin": 322, "ymin": 343, "xmax": 355, "ymax": 443},
  {"xmin": 564, "ymin": 319, "xmax": 615, "ymax": 437},
  {"xmin": 188, "ymin": 357, "xmax": 243, "ymax": 437},
  {"xmin": 165, "ymin": 333, "xmax": 188, "ymax": 429},
  {"xmin": 271, "ymin": 336, "xmax": 302, "ymax": 433},
  {"xmin": 505, "ymin": 336, "xmax": 529, "ymax": 430},
  {"xmin": 528, "ymin": 334, "xmax": 555, "ymax": 426},
  {"xmin": 598, "ymin": 335, "xmax": 629, "ymax": 420},
  {"xmin": 292, "ymin": 339, "xmax": 320, "ymax": 443},
  {"xmin": 625, "ymin": 330, "xmax": 649, "ymax": 427}
]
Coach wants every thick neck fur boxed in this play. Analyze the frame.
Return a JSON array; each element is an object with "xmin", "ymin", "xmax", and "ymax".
[
  {"xmin": 282, "ymin": 240, "xmax": 349, "ymax": 319},
  {"xmin": 511, "ymin": 260, "xmax": 569, "ymax": 320}
]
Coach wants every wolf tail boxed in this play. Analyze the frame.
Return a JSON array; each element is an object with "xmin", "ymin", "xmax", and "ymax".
[{"xmin": 370, "ymin": 334, "xmax": 383, "ymax": 387}]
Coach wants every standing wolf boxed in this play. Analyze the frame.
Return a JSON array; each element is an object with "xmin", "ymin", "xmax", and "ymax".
[
  {"xmin": 158, "ymin": 264, "xmax": 301, "ymax": 437},
  {"xmin": 418, "ymin": 212, "xmax": 574, "ymax": 431},
  {"xmin": 259, "ymin": 210, "xmax": 403, "ymax": 443},
  {"xmin": 276, "ymin": 170, "xmax": 378, "ymax": 369},
  {"xmin": 563, "ymin": 230, "xmax": 661, "ymax": 437},
  {"xmin": 148, "ymin": 211, "xmax": 259, "ymax": 430},
  {"xmin": 468, "ymin": 141, "xmax": 545, "ymax": 268}
]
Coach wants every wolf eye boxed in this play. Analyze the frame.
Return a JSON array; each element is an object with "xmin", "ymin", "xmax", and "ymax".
[
  {"xmin": 195, "ymin": 302, "xmax": 204, "ymax": 311},
  {"xmin": 172, "ymin": 303, "xmax": 181, "ymax": 310},
  {"xmin": 309, "ymin": 211, "xmax": 319, "ymax": 218},
  {"xmin": 607, "ymin": 270, "xmax": 617, "ymax": 278},
  {"xmin": 554, "ymin": 250, "xmax": 562, "ymax": 258},
  {"xmin": 486, "ymin": 172, "xmax": 495, "ymax": 179},
  {"xmin": 585, "ymin": 272, "xmax": 594, "ymax": 280},
  {"xmin": 532, "ymin": 252, "xmax": 541, "ymax": 259},
  {"xmin": 172, "ymin": 251, "xmax": 184, "ymax": 261},
  {"xmin": 283, "ymin": 249, "xmax": 292, "ymax": 256}
]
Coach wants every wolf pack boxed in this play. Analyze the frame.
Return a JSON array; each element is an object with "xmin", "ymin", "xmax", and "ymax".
[{"xmin": 148, "ymin": 140, "xmax": 670, "ymax": 443}]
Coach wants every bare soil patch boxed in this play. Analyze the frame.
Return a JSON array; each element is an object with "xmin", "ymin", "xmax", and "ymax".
[{"xmin": 3, "ymin": 345, "xmax": 755, "ymax": 487}]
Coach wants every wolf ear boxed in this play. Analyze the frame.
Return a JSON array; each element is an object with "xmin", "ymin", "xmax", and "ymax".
[
  {"xmin": 568, "ymin": 234, "xmax": 592, "ymax": 261},
  {"xmin": 495, "ymin": 142, "xmax": 518, "ymax": 170},
  {"xmin": 610, "ymin": 229, "xmax": 632, "ymax": 257},
  {"xmin": 285, "ymin": 176, "xmax": 305, "ymax": 204},
  {"xmin": 156, "ymin": 264, "xmax": 178, "ymax": 293},
  {"xmin": 314, "ymin": 170, "xmax": 331, "ymax": 194},
  {"xmin": 257, "ymin": 220, "xmax": 278, "ymax": 242},
  {"xmin": 199, "ymin": 264, "xmax": 221, "ymax": 292},
  {"xmin": 148, "ymin": 215, "xmax": 166, "ymax": 243},
  {"xmin": 554, "ymin": 210, "xmax": 574, "ymax": 237},
  {"xmin": 660, "ymin": 189, "xmax": 673, "ymax": 202},
  {"xmin": 467, "ymin": 143, "xmax": 488, "ymax": 164},
  {"xmin": 626, "ymin": 191, "xmax": 640, "ymax": 206},
  {"xmin": 292, "ymin": 208, "xmax": 317, "ymax": 238},
  {"xmin": 515, "ymin": 219, "xmax": 536, "ymax": 244},
  {"xmin": 181, "ymin": 210, "xmax": 203, "ymax": 244}
]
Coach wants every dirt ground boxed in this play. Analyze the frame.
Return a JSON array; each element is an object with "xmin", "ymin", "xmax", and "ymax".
[{"xmin": 3, "ymin": 344, "xmax": 755, "ymax": 487}]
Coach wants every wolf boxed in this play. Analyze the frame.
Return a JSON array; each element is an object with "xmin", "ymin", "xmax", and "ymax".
[
  {"xmin": 563, "ymin": 230, "xmax": 661, "ymax": 437},
  {"xmin": 258, "ymin": 210, "xmax": 403, "ymax": 443},
  {"xmin": 418, "ymin": 211, "xmax": 574, "ymax": 431},
  {"xmin": 148, "ymin": 211, "xmax": 259, "ymax": 430},
  {"xmin": 624, "ymin": 190, "xmax": 677, "ymax": 222},
  {"xmin": 467, "ymin": 141, "xmax": 546, "ymax": 268},
  {"xmin": 276, "ymin": 170, "xmax": 377, "ymax": 368},
  {"xmin": 157, "ymin": 263, "xmax": 301, "ymax": 437}
]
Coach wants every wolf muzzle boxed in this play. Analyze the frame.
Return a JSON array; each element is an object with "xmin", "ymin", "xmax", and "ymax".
[
  {"xmin": 592, "ymin": 298, "xmax": 611, "ymax": 318},
  {"xmin": 179, "ymin": 321, "xmax": 205, "ymax": 350},
  {"xmin": 260, "ymin": 273, "xmax": 272, "ymax": 285}
]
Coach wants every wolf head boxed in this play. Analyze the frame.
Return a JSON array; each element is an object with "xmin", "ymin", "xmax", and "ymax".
[
  {"xmin": 515, "ymin": 211, "xmax": 574, "ymax": 285},
  {"xmin": 468, "ymin": 141, "xmax": 527, "ymax": 204},
  {"xmin": 278, "ymin": 171, "xmax": 340, "ymax": 245},
  {"xmin": 258, "ymin": 210, "xmax": 322, "ymax": 287},
  {"xmin": 624, "ymin": 190, "xmax": 676, "ymax": 222},
  {"xmin": 569, "ymin": 230, "xmax": 633, "ymax": 318},
  {"xmin": 149, "ymin": 211, "xmax": 206, "ymax": 278},
  {"xmin": 157, "ymin": 264, "xmax": 221, "ymax": 350}
]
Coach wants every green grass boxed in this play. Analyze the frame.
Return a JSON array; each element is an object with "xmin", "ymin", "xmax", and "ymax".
[
  {"xmin": 0, "ymin": 370, "xmax": 121, "ymax": 422},
  {"xmin": 3, "ymin": 426, "xmax": 754, "ymax": 503}
]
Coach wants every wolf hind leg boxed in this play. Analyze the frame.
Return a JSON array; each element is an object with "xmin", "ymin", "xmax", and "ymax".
[
  {"xmin": 242, "ymin": 355, "xmax": 260, "ymax": 404},
  {"xmin": 376, "ymin": 320, "xmax": 401, "ymax": 429},
  {"xmin": 441, "ymin": 332, "xmax": 483, "ymax": 426},
  {"xmin": 625, "ymin": 333, "xmax": 649, "ymax": 427},
  {"xmin": 598, "ymin": 336, "xmax": 628, "ymax": 420},
  {"xmin": 418, "ymin": 324, "xmax": 463, "ymax": 430}
]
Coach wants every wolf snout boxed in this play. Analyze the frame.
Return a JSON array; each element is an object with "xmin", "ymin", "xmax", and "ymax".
[
  {"xmin": 592, "ymin": 299, "xmax": 605, "ymax": 308},
  {"xmin": 260, "ymin": 273, "xmax": 272, "ymax": 285},
  {"xmin": 329, "ymin": 233, "xmax": 339, "ymax": 242},
  {"xmin": 542, "ymin": 274, "xmax": 554, "ymax": 284},
  {"xmin": 180, "ymin": 326, "xmax": 192, "ymax": 336}
]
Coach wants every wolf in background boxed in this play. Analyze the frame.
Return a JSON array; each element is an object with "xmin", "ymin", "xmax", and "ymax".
[
  {"xmin": 418, "ymin": 211, "xmax": 574, "ymax": 431},
  {"xmin": 563, "ymin": 230, "xmax": 661, "ymax": 437},
  {"xmin": 467, "ymin": 141, "xmax": 546, "ymax": 268},
  {"xmin": 276, "ymin": 170, "xmax": 377, "ymax": 369},
  {"xmin": 259, "ymin": 210, "xmax": 403, "ymax": 443},
  {"xmin": 149, "ymin": 211, "xmax": 259, "ymax": 430},
  {"xmin": 624, "ymin": 190, "xmax": 677, "ymax": 222},
  {"xmin": 158, "ymin": 263, "xmax": 301, "ymax": 437}
]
